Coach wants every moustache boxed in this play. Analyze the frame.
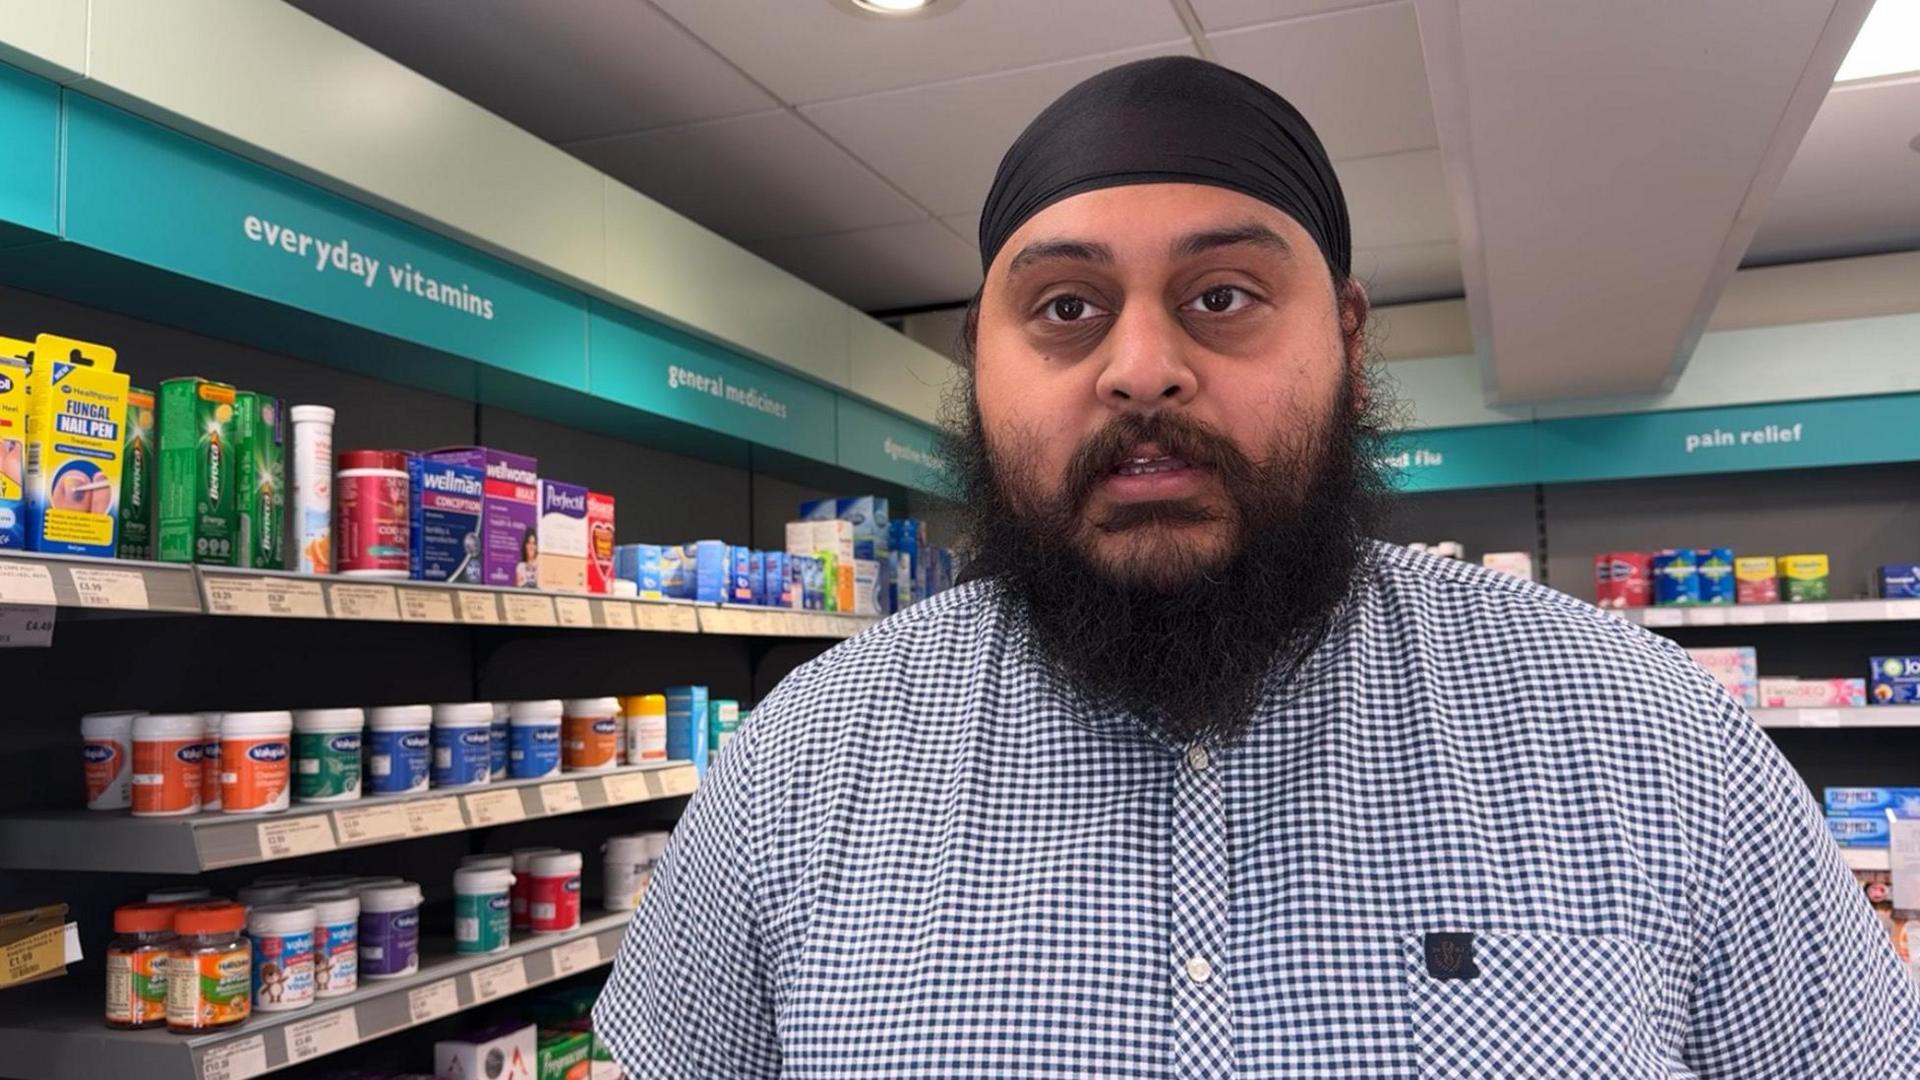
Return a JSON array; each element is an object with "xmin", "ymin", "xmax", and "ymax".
[{"xmin": 1060, "ymin": 412, "xmax": 1256, "ymax": 514}]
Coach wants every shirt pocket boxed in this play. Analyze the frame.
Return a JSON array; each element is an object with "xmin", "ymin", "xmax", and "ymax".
[{"xmin": 1402, "ymin": 931, "xmax": 1668, "ymax": 1079}]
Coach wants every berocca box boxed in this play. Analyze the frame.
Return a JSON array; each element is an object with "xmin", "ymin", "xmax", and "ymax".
[
  {"xmin": 233, "ymin": 391, "xmax": 285, "ymax": 570},
  {"xmin": 156, "ymin": 376, "xmax": 237, "ymax": 565},
  {"xmin": 116, "ymin": 386, "xmax": 155, "ymax": 560},
  {"xmin": 25, "ymin": 334, "xmax": 129, "ymax": 558}
]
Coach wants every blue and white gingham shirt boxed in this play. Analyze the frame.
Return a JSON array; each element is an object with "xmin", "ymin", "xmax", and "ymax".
[{"xmin": 597, "ymin": 543, "xmax": 1920, "ymax": 1077}]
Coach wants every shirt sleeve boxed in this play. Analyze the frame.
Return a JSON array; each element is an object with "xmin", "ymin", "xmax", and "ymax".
[
  {"xmin": 1682, "ymin": 704, "xmax": 1920, "ymax": 1075},
  {"xmin": 594, "ymin": 727, "xmax": 779, "ymax": 1078}
]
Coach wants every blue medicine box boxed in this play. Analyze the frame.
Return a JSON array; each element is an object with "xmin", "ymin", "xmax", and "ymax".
[
  {"xmin": 1828, "ymin": 815, "xmax": 1890, "ymax": 848},
  {"xmin": 1880, "ymin": 564, "xmax": 1920, "ymax": 599},
  {"xmin": 730, "ymin": 546, "xmax": 755, "ymax": 604},
  {"xmin": 1870, "ymin": 656, "xmax": 1920, "ymax": 705},
  {"xmin": 666, "ymin": 685, "xmax": 711, "ymax": 776},
  {"xmin": 1825, "ymin": 787, "xmax": 1920, "ymax": 816},
  {"xmin": 682, "ymin": 540, "xmax": 727, "ymax": 603},
  {"xmin": 408, "ymin": 455, "xmax": 484, "ymax": 583},
  {"xmin": 1651, "ymin": 549, "xmax": 1699, "ymax": 606}
]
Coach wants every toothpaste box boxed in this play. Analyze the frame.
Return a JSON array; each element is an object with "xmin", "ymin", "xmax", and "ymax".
[
  {"xmin": 1871, "ymin": 656, "xmax": 1920, "ymax": 705},
  {"xmin": 1651, "ymin": 549, "xmax": 1699, "ymax": 606},
  {"xmin": 729, "ymin": 545, "xmax": 754, "ymax": 604},
  {"xmin": 1760, "ymin": 677, "xmax": 1867, "ymax": 708},
  {"xmin": 1829, "ymin": 815, "xmax": 1891, "ymax": 848},
  {"xmin": 586, "ymin": 492, "xmax": 615, "ymax": 595},
  {"xmin": 425, "ymin": 447, "xmax": 538, "ymax": 588},
  {"xmin": 407, "ymin": 454, "xmax": 483, "ymax": 583},
  {"xmin": 1688, "ymin": 646, "xmax": 1760, "ymax": 705},
  {"xmin": 436, "ymin": 1023, "xmax": 536, "ymax": 1080},
  {"xmin": 665, "ymin": 685, "xmax": 711, "ymax": 776},
  {"xmin": 837, "ymin": 496, "xmax": 890, "ymax": 560},
  {"xmin": 1779, "ymin": 553, "xmax": 1830, "ymax": 603},
  {"xmin": 1735, "ymin": 556, "xmax": 1778, "ymax": 604},
  {"xmin": 156, "ymin": 376, "xmax": 237, "ymax": 565},
  {"xmin": 115, "ymin": 386, "xmax": 154, "ymax": 559},
  {"xmin": 1694, "ymin": 547, "xmax": 1735, "ymax": 605},
  {"xmin": 1826, "ymin": 788, "xmax": 1920, "ymax": 816},
  {"xmin": 233, "ymin": 391, "xmax": 285, "ymax": 570},
  {"xmin": 1880, "ymin": 564, "xmax": 1920, "ymax": 600},
  {"xmin": 1593, "ymin": 552, "xmax": 1650, "ymax": 609},
  {"xmin": 27, "ymin": 335, "xmax": 129, "ymax": 558},
  {"xmin": 615, "ymin": 543, "xmax": 663, "ymax": 598},
  {"xmin": 536, "ymin": 479, "xmax": 589, "ymax": 593}
]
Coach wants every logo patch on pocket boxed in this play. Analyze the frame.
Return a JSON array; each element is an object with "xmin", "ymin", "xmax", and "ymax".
[{"xmin": 1424, "ymin": 932, "xmax": 1478, "ymax": 980}]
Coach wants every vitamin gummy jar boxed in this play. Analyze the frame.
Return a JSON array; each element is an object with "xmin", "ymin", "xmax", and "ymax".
[
  {"xmin": 105, "ymin": 903, "xmax": 179, "ymax": 1028},
  {"xmin": 166, "ymin": 903, "xmax": 251, "ymax": 1033}
]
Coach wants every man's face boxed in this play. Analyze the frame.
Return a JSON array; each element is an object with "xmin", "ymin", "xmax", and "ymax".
[{"xmin": 973, "ymin": 183, "xmax": 1360, "ymax": 589}]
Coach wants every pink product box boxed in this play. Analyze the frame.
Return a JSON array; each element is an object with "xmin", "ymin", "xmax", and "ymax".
[{"xmin": 1760, "ymin": 678, "xmax": 1867, "ymax": 709}]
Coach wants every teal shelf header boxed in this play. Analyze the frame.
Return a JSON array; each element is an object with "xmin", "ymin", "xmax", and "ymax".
[
  {"xmin": 0, "ymin": 64, "xmax": 58, "ymax": 247},
  {"xmin": 836, "ymin": 396, "xmax": 957, "ymax": 496}
]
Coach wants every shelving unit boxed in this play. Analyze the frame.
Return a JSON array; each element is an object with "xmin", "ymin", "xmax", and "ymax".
[
  {"xmin": 0, "ymin": 551, "xmax": 877, "ymax": 640},
  {"xmin": 1752, "ymin": 707, "xmax": 1920, "ymax": 730},
  {"xmin": 0, "ymin": 911, "xmax": 631, "ymax": 1080},
  {"xmin": 1611, "ymin": 599, "xmax": 1920, "ymax": 628},
  {"xmin": 0, "ymin": 762, "xmax": 697, "ymax": 874}
]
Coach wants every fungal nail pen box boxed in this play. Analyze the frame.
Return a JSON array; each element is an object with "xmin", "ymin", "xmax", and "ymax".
[
  {"xmin": 25, "ymin": 334, "xmax": 129, "ymax": 558},
  {"xmin": 426, "ymin": 447, "xmax": 538, "ymax": 588},
  {"xmin": 536, "ymin": 479, "xmax": 589, "ymax": 593}
]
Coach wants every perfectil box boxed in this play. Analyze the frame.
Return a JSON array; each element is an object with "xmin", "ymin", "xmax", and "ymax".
[
  {"xmin": 156, "ymin": 376, "xmax": 237, "ymax": 565},
  {"xmin": 407, "ymin": 454, "xmax": 483, "ymax": 583},
  {"xmin": 1871, "ymin": 656, "xmax": 1920, "ymax": 706},
  {"xmin": 26, "ymin": 335, "xmax": 129, "ymax": 558},
  {"xmin": 426, "ymin": 447, "xmax": 538, "ymax": 588},
  {"xmin": 586, "ymin": 492, "xmax": 615, "ymax": 595},
  {"xmin": 233, "ymin": 391, "xmax": 285, "ymax": 570},
  {"xmin": 1735, "ymin": 556, "xmax": 1779, "ymax": 604},
  {"xmin": 536, "ymin": 479, "xmax": 589, "ymax": 593}
]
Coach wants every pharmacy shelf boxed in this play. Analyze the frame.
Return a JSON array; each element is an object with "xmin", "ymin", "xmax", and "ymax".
[
  {"xmin": 0, "ymin": 911, "xmax": 630, "ymax": 1080},
  {"xmin": 0, "ymin": 761, "xmax": 696, "ymax": 874},
  {"xmin": 1752, "ymin": 706, "xmax": 1920, "ymax": 730},
  {"xmin": 1844, "ymin": 848, "xmax": 1890, "ymax": 873},
  {"xmin": 1613, "ymin": 598, "xmax": 1920, "ymax": 628},
  {"xmin": 0, "ymin": 550, "xmax": 878, "ymax": 640}
]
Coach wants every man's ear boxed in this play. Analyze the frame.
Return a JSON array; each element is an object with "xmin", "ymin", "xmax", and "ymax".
[{"xmin": 1338, "ymin": 277, "xmax": 1371, "ymax": 407}]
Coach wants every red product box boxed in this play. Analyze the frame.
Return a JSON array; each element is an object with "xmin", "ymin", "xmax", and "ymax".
[
  {"xmin": 1594, "ymin": 552, "xmax": 1652, "ymax": 608},
  {"xmin": 587, "ymin": 492, "xmax": 616, "ymax": 595}
]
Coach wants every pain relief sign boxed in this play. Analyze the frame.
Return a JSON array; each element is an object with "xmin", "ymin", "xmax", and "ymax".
[{"xmin": 1684, "ymin": 422, "xmax": 1802, "ymax": 455}]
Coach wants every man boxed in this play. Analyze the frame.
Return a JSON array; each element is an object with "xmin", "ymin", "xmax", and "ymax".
[{"xmin": 597, "ymin": 57, "xmax": 1920, "ymax": 1077}]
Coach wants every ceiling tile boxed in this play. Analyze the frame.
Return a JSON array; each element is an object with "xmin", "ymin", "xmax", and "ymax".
[
  {"xmin": 1189, "ymin": 0, "xmax": 1393, "ymax": 33},
  {"xmin": 567, "ymin": 111, "xmax": 927, "ymax": 244},
  {"xmin": 287, "ymin": 0, "xmax": 775, "ymax": 143},
  {"xmin": 1339, "ymin": 149, "xmax": 1456, "ymax": 250},
  {"xmin": 649, "ymin": 0, "xmax": 1188, "ymax": 104},
  {"xmin": 1353, "ymin": 241, "xmax": 1463, "ymax": 304},
  {"xmin": 803, "ymin": 42, "xmax": 1194, "ymax": 217},
  {"xmin": 1746, "ymin": 78, "xmax": 1920, "ymax": 265},
  {"xmin": 753, "ymin": 221, "xmax": 984, "ymax": 312},
  {"xmin": 1209, "ymin": 2, "xmax": 1437, "ymax": 160},
  {"xmin": 941, "ymin": 213, "xmax": 982, "ymax": 250}
]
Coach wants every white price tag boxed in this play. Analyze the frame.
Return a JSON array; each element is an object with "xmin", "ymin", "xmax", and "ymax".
[
  {"xmin": 1686, "ymin": 607, "xmax": 1729, "ymax": 626},
  {"xmin": 68, "ymin": 566, "xmax": 150, "ymax": 609},
  {"xmin": 458, "ymin": 592, "xmax": 501, "ymax": 625},
  {"xmin": 599, "ymin": 600, "xmax": 635, "ymax": 629},
  {"xmin": 204, "ymin": 576, "xmax": 327, "ymax": 618},
  {"xmin": 398, "ymin": 587, "xmax": 458, "ymax": 623},
  {"xmin": 1786, "ymin": 603, "xmax": 1830, "ymax": 624},
  {"xmin": 661, "ymin": 766, "xmax": 699, "ymax": 797},
  {"xmin": 551, "ymin": 936, "xmax": 601, "ymax": 976},
  {"xmin": 634, "ymin": 602, "xmax": 699, "ymax": 633},
  {"xmin": 285, "ymin": 1008, "xmax": 360, "ymax": 1063},
  {"xmin": 405, "ymin": 796, "xmax": 467, "ymax": 835},
  {"xmin": 0, "ymin": 604, "xmax": 54, "ymax": 647},
  {"xmin": 602, "ymin": 772, "xmax": 650, "ymax": 804},
  {"xmin": 332, "ymin": 803, "xmax": 411, "ymax": 844},
  {"xmin": 408, "ymin": 978, "xmax": 460, "ymax": 1023},
  {"xmin": 200, "ymin": 1034, "xmax": 269, "ymax": 1080},
  {"xmin": 470, "ymin": 956, "xmax": 529, "ymax": 1002},
  {"xmin": 0, "ymin": 561, "xmax": 57, "ymax": 605},
  {"xmin": 502, "ymin": 593, "xmax": 558, "ymax": 627},
  {"xmin": 257, "ymin": 815, "xmax": 337, "ymax": 858},
  {"xmin": 1728, "ymin": 606, "xmax": 1768, "ymax": 625},
  {"xmin": 1640, "ymin": 608, "xmax": 1683, "ymax": 627},
  {"xmin": 538, "ymin": 781, "xmax": 584, "ymax": 815},
  {"xmin": 1799, "ymin": 709, "xmax": 1843, "ymax": 729},
  {"xmin": 463, "ymin": 788, "xmax": 526, "ymax": 826},
  {"xmin": 1885, "ymin": 599, "xmax": 1920, "ymax": 621},
  {"xmin": 330, "ymin": 583, "xmax": 400, "ymax": 621},
  {"xmin": 554, "ymin": 595, "xmax": 593, "ymax": 627}
]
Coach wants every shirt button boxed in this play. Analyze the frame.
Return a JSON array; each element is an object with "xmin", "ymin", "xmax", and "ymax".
[
  {"xmin": 1185, "ymin": 745, "xmax": 1210, "ymax": 772},
  {"xmin": 1184, "ymin": 956, "xmax": 1214, "ymax": 984}
]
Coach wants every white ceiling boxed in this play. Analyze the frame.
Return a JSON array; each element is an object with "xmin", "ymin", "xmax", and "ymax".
[{"xmin": 285, "ymin": 0, "xmax": 1918, "ymax": 387}]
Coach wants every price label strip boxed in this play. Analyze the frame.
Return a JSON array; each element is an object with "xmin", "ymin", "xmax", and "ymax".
[
  {"xmin": 502, "ymin": 593, "xmax": 559, "ymax": 627},
  {"xmin": 333, "ymin": 803, "xmax": 411, "ymax": 845},
  {"xmin": 599, "ymin": 600, "xmax": 636, "ymax": 630},
  {"xmin": 661, "ymin": 767, "xmax": 699, "ymax": 797},
  {"xmin": 256, "ymin": 815, "xmax": 337, "ymax": 858},
  {"xmin": 458, "ymin": 592, "xmax": 501, "ymax": 625},
  {"xmin": 551, "ymin": 936, "xmax": 602, "ymax": 976},
  {"xmin": 0, "ymin": 561, "xmax": 57, "ymax": 605},
  {"xmin": 285, "ymin": 1009, "xmax": 360, "ymax": 1064},
  {"xmin": 0, "ymin": 604, "xmax": 55, "ymax": 648},
  {"xmin": 68, "ymin": 566, "xmax": 151, "ymax": 609},
  {"xmin": 554, "ymin": 595, "xmax": 594, "ymax": 627},
  {"xmin": 602, "ymin": 772, "xmax": 651, "ymax": 804},
  {"xmin": 199, "ymin": 1034, "xmax": 269, "ymax": 1080},
  {"xmin": 633, "ymin": 602, "xmax": 699, "ymax": 633},
  {"xmin": 204, "ymin": 576, "xmax": 328, "ymax": 618},
  {"xmin": 463, "ymin": 788, "xmax": 526, "ymax": 826},
  {"xmin": 408, "ymin": 978, "xmax": 460, "ymax": 1024},
  {"xmin": 406, "ymin": 796, "xmax": 467, "ymax": 835},
  {"xmin": 330, "ymin": 583, "xmax": 400, "ymax": 621},
  {"xmin": 470, "ymin": 956, "xmax": 529, "ymax": 1002},
  {"xmin": 398, "ymin": 587, "xmax": 458, "ymax": 622},
  {"xmin": 538, "ymin": 780, "xmax": 585, "ymax": 815}
]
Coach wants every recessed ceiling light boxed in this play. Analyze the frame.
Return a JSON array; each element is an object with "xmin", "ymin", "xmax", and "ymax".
[
  {"xmin": 853, "ymin": 0, "xmax": 933, "ymax": 11},
  {"xmin": 833, "ymin": 0, "xmax": 951, "ymax": 17},
  {"xmin": 1835, "ymin": 0, "xmax": 1920, "ymax": 83}
]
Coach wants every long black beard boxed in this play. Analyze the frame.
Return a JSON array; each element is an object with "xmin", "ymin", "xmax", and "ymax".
[{"xmin": 949, "ymin": 373, "xmax": 1389, "ymax": 748}]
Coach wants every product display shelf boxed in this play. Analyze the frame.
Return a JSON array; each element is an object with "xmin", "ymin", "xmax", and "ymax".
[
  {"xmin": 0, "ymin": 550, "xmax": 878, "ymax": 639},
  {"xmin": 1613, "ymin": 598, "xmax": 1920, "ymax": 629},
  {"xmin": 0, "ymin": 761, "xmax": 697, "ymax": 874},
  {"xmin": 1844, "ymin": 848, "xmax": 1891, "ymax": 873},
  {"xmin": 0, "ymin": 911, "xmax": 631, "ymax": 1080},
  {"xmin": 1751, "ymin": 706, "xmax": 1920, "ymax": 730}
]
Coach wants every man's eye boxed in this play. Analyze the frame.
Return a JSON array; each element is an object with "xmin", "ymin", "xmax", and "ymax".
[
  {"xmin": 1185, "ymin": 285, "xmax": 1253, "ymax": 314},
  {"xmin": 1040, "ymin": 295, "xmax": 1106, "ymax": 323}
]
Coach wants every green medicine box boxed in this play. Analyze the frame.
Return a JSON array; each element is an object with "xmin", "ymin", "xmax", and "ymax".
[
  {"xmin": 155, "ymin": 377, "xmax": 239, "ymax": 565},
  {"xmin": 233, "ymin": 390, "xmax": 285, "ymax": 569}
]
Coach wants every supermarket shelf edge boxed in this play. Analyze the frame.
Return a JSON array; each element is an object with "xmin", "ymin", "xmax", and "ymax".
[{"xmin": 1612, "ymin": 598, "xmax": 1920, "ymax": 628}]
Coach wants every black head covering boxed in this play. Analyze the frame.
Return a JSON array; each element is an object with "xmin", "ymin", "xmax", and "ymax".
[{"xmin": 979, "ymin": 56, "xmax": 1350, "ymax": 280}]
